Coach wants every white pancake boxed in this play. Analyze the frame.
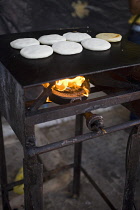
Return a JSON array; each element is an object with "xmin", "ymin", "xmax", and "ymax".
[
  {"xmin": 64, "ymin": 32, "xmax": 91, "ymax": 42},
  {"xmin": 10, "ymin": 38, "xmax": 39, "ymax": 49},
  {"xmin": 20, "ymin": 45, "xmax": 53, "ymax": 59},
  {"xmin": 52, "ymin": 41, "xmax": 83, "ymax": 55},
  {"xmin": 81, "ymin": 38, "xmax": 111, "ymax": 51},
  {"xmin": 63, "ymin": 32, "xmax": 72, "ymax": 37},
  {"xmin": 38, "ymin": 34, "xmax": 66, "ymax": 45},
  {"xmin": 96, "ymin": 33, "xmax": 122, "ymax": 42}
]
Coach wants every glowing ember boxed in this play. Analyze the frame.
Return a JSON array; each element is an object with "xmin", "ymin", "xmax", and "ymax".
[{"xmin": 42, "ymin": 76, "xmax": 89, "ymax": 102}]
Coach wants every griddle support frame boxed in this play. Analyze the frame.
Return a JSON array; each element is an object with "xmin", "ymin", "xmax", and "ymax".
[
  {"xmin": 122, "ymin": 125, "xmax": 140, "ymax": 210},
  {"xmin": 0, "ymin": 113, "xmax": 12, "ymax": 210},
  {"xmin": 0, "ymin": 78, "xmax": 140, "ymax": 209},
  {"xmin": 73, "ymin": 114, "xmax": 83, "ymax": 197}
]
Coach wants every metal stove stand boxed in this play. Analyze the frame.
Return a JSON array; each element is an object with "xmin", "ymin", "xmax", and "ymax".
[{"xmin": 0, "ymin": 72, "xmax": 140, "ymax": 210}]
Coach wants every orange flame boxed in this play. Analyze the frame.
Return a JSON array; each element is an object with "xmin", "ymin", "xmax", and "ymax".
[
  {"xmin": 42, "ymin": 83, "xmax": 50, "ymax": 88},
  {"xmin": 54, "ymin": 76, "xmax": 85, "ymax": 91},
  {"xmin": 42, "ymin": 76, "xmax": 89, "ymax": 101}
]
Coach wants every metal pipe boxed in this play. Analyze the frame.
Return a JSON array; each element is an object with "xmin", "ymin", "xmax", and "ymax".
[
  {"xmin": 43, "ymin": 163, "xmax": 73, "ymax": 181},
  {"xmin": 122, "ymin": 126, "xmax": 140, "ymax": 210},
  {"xmin": 81, "ymin": 167, "xmax": 117, "ymax": 210},
  {"xmin": 6, "ymin": 180, "xmax": 24, "ymax": 191},
  {"xmin": 26, "ymin": 89, "xmax": 140, "ymax": 125},
  {"xmin": 73, "ymin": 114, "xmax": 83, "ymax": 197},
  {"xmin": 27, "ymin": 119, "xmax": 140, "ymax": 157},
  {"xmin": 6, "ymin": 164, "xmax": 74, "ymax": 191},
  {"xmin": 28, "ymin": 85, "xmax": 52, "ymax": 112}
]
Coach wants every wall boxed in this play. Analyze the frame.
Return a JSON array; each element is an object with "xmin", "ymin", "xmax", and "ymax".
[{"xmin": 0, "ymin": 0, "xmax": 130, "ymax": 35}]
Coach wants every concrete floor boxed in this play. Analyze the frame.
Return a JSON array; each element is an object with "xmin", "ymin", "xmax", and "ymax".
[{"xmin": 0, "ymin": 104, "xmax": 140, "ymax": 210}]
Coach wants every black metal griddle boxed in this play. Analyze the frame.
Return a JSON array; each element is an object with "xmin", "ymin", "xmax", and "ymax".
[
  {"xmin": 0, "ymin": 28, "xmax": 140, "ymax": 87},
  {"xmin": 0, "ymin": 28, "xmax": 140, "ymax": 210}
]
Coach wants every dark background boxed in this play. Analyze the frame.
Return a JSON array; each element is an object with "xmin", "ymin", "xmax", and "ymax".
[{"xmin": 0, "ymin": 0, "xmax": 131, "ymax": 35}]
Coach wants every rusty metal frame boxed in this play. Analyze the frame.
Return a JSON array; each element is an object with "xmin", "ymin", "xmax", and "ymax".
[
  {"xmin": 25, "ymin": 89, "xmax": 140, "ymax": 125},
  {"xmin": 0, "ymin": 64, "xmax": 140, "ymax": 210}
]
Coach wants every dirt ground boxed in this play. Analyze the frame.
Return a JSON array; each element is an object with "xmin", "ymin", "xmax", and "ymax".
[{"xmin": 0, "ymin": 104, "xmax": 140, "ymax": 210}]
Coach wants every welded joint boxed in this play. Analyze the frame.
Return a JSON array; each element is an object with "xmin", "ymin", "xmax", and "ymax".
[{"xmin": 26, "ymin": 147, "xmax": 36, "ymax": 157}]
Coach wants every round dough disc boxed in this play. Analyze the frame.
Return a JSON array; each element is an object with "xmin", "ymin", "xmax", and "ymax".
[
  {"xmin": 63, "ymin": 32, "xmax": 72, "ymax": 37},
  {"xmin": 38, "ymin": 34, "xmax": 66, "ymax": 45},
  {"xmin": 81, "ymin": 38, "xmax": 111, "ymax": 51},
  {"xmin": 52, "ymin": 41, "xmax": 83, "ymax": 55},
  {"xmin": 96, "ymin": 33, "xmax": 122, "ymax": 42},
  {"xmin": 20, "ymin": 45, "xmax": 53, "ymax": 59},
  {"xmin": 10, "ymin": 38, "xmax": 40, "ymax": 49},
  {"xmin": 64, "ymin": 32, "xmax": 91, "ymax": 42}
]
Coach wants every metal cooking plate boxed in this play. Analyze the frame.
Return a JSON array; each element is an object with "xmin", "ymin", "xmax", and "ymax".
[{"xmin": 0, "ymin": 28, "xmax": 140, "ymax": 87}]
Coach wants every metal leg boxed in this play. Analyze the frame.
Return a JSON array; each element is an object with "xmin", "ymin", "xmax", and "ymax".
[
  {"xmin": 0, "ymin": 115, "xmax": 11, "ymax": 210},
  {"xmin": 23, "ymin": 126, "xmax": 44, "ymax": 210},
  {"xmin": 122, "ymin": 125, "xmax": 140, "ymax": 210},
  {"xmin": 23, "ymin": 155, "xmax": 43, "ymax": 210},
  {"xmin": 73, "ymin": 114, "xmax": 83, "ymax": 197}
]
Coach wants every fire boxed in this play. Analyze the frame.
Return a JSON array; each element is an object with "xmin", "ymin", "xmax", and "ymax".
[
  {"xmin": 42, "ymin": 76, "xmax": 89, "ymax": 101},
  {"xmin": 42, "ymin": 83, "xmax": 50, "ymax": 88},
  {"xmin": 82, "ymin": 86, "xmax": 89, "ymax": 97},
  {"xmin": 55, "ymin": 76, "xmax": 85, "ymax": 91}
]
